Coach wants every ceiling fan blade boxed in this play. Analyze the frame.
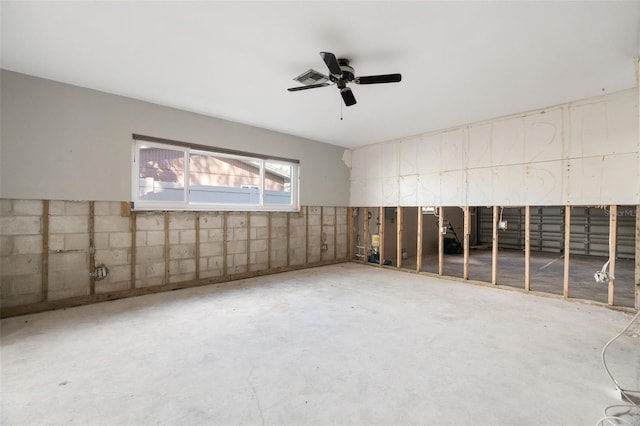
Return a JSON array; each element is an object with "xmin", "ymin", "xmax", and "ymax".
[
  {"xmin": 355, "ymin": 74, "xmax": 402, "ymax": 85},
  {"xmin": 320, "ymin": 51, "xmax": 343, "ymax": 77},
  {"xmin": 340, "ymin": 87, "xmax": 357, "ymax": 107},
  {"xmin": 287, "ymin": 82, "xmax": 331, "ymax": 92}
]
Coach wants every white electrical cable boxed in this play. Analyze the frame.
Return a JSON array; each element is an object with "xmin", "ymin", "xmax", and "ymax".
[{"xmin": 597, "ymin": 309, "xmax": 640, "ymax": 426}]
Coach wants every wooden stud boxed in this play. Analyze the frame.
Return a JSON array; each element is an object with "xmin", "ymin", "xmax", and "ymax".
[
  {"xmin": 492, "ymin": 206, "xmax": 498, "ymax": 285},
  {"xmin": 267, "ymin": 212, "xmax": 272, "ymax": 270},
  {"xmin": 347, "ymin": 207, "xmax": 353, "ymax": 261},
  {"xmin": 247, "ymin": 212, "xmax": 251, "ymax": 271},
  {"xmin": 438, "ymin": 206, "xmax": 444, "ymax": 276},
  {"xmin": 396, "ymin": 206, "xmax": 403, "ymax": 269},
  {"xmin": 120, "ymin": 201, "xmax": 131, "ymax": 217},
  {"xmin": 89, "ymin": 201, "xmax": 96, "ymax": 295},
  {"xmin": 130, "ymin": 211, "xmax": 137, "ymax": 289},
  {"xmin": 320, "ymin": 207, "xmax": 324, "ymax": 262},
  {"xmin": 563, "ymin": 206, "xmax": 571, "ymax": 298},
  {"xmin": 379, "ymin": 206, "xmax": 385, "ymax": 266},
  {"xmin": 416, "ymin": 207, "xmax": 423, "ymax": 273},
  {"xmin": 463, "ymin": 206, "xmax": 470, "ymax": 280},
  {"xmin": 524, "ymin": 205, "xmax": 531, "ymax": 292},
  {"xmin": 223, "ymin": 212, "xmax": 228, "ymax": 277},
  {"xmin": 164, "ymin": 212, "xmax": 170, "ymax": 284},
  {"xmin": 305, "ymin": 206, "xmax": 309, "ymax": 266},
  {"xmin": 364, "ymin": 208, "xmax": 370, "ymax": 262},
  {"xmin": 286, "ymin": 212, "xmax": 291, "ymax": 266},
  {"xmin": 635, "ymin": 205, "xmax": 640, "ymax": 310},
  {"xmin": 333, "ymin": 207, "xmax": 337, "ymax": 261},
  {"xmin": 608, "ymin": 205, "xmax": 617, "ymax": 306},
  {"xmin": 195, "ymin": 212, "xmax": 200, "ymax": 280},
  {"xmin": 41, "ymin": 200, "xmax": 49, "ymax": 302}
]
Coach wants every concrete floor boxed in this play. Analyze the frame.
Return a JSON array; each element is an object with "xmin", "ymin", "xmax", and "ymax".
[
  {"xmin": 2, "ymin": 263, "xmax": 638, "ymax": 426},
  {"xmin": 399, "ymin": 248, "xmax": 637, "ymax": 308}
]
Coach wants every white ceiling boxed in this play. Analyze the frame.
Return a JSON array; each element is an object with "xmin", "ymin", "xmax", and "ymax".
[{"xmin": 2, "ymin": 1, "xmax": 639, "ymax": 149}]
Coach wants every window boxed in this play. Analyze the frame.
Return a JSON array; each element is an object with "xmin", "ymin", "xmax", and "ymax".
[{"xmin": 132, "ymin": 135, "xmax": 299, "ymax": 211}]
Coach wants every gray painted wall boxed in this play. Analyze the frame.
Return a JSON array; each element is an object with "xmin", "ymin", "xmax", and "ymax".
[{"xmin": 0, "ymin": 70, "xmax": 350, "ymax": 206}]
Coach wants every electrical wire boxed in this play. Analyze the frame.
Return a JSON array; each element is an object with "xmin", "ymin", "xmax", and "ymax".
[{"xmin": 597, "ymin": 309, "xmax": 640, "ymax": 426}]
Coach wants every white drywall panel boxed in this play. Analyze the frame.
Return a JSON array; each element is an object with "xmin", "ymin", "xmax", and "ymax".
[
  {"xmin": 417, "ymin": 133, "xmax": 442, "ymax": 175},
  {"xmin": 416, "ymin": 173, "xmax": 440, "ymax": 207},
  {"xmin": 524, "ymin": 160, "xmax": 566, "ymax": 205},
  {"xmin": 349, "ymin": 179, "xmax": 368, "ymax": 207},
  {"xmin": 1, "ymin": 70, "xmax": 349, "ymax": 206},
  {"xmin": 440, "ymin": 129, "xmax": 465, "ymax": 172},
  {"xmin": 381, "ymin": 142, "xmax": 399, "ymax": 178},
  {"xmin": 492, "ymin": 164, "xmax": 525, "ymax": 205},
  {"xmin": 439, "ymin": 170, "xmax": 465, "ymax": 206},
  {"xmin": 567, "ymin": 153, "xmax": 639, "ymax": 205},
  {"xmin": 524, "ymin": 107, "xmax": 564, "ymax": 163},
  {"xmin": 569, "ymin": 90, "xmax": 638, "ymax": 158},
  {"xmin": 399, "ymin": 175, "xmax": 418, "ymax": 206},
  {"xmin": 382, "ymin": 177, "xmax": 399, "ymax": 206},
  {"xmin": 466, "ymin": 168, "xmax": 493, "ymax": 206},
  {"xmin": 466, "ymin": 123, "xmax": 492, "ymax": 169},
  {"xmin": 362, "ymin": 178, "xmax": 383, "ymax": 207},
  {"xmin": 491, "ymin": 117, "xmax": 525, "ymax": 166},
  {"xmin": 399, "ymin": 136, "xmax": 418, "ymax": 176}
]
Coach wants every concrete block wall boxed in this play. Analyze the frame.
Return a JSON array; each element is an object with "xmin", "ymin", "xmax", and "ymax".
[
  {"xmin": 48, "ymin": 201, "xmax": 90, "ymax": 301},
  {"xmin": 0, "ymin": 199, "xmax": 43, "ymax": 307},
  {"xmin": 94, "ymin": 201, "xmax": 132, "ymax": 294},
  {"xmin": 1, "ymin": 200, "xmax": 349, "ymax": 316}
]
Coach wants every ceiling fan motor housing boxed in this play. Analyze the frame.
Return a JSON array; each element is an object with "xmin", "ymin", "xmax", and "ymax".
[{"xmin": 337, "ymin": 58, "xmax": 355, "ymax": 82}]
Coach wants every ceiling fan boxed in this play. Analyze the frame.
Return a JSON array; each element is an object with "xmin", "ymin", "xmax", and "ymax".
[{"xmin": 287, "ymin": 51, "xmax": 402, "ymax": 107}]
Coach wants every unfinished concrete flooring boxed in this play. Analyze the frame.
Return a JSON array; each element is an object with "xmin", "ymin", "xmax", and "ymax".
[{"xmin": 2, "ymin": 263, "xmax": 638, "ymax": 425}]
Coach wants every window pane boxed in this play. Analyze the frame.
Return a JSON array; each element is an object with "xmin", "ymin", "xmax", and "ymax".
[
  {"xmin": 138, "ymin": 147, "xmax": 185, "ymax": 202},
  {"xmin": 189, "ymin": 154, "xmax": 261, "ymax": 205},
  {"xmin": 264, "ymin": 162, "xmax": 292, "ymax": 205}
]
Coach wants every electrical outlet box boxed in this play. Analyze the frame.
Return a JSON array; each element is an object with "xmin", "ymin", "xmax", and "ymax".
[{"xmin": 498, "ymin": 220, "xmax": 508, "ymax": 230}]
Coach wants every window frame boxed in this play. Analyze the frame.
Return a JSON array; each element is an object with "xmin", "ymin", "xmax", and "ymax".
[{"xmin": 132, "ymin": 135, "xmax": 300, "ymax": 212}]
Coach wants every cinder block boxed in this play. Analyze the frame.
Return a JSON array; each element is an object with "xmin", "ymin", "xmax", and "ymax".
[
  {"xmin": 177, "ymin": 259, "xmax": 196, "ymax": 274},
  {"xmin": 206, "ymin": 256, "xmax": 223, "ymax": 270},
  {"xmin": 49, "ymin": 252, "xmax": 88, "ymax": 272},
  {"xmin": 13, "ymin": 235, "xmax": 43, "ymax": 254},
  {"xmin": 250, "ymin": 214, "xmax": 268, "ymax": 227},
  {"xmin": 49, "ymin": 234, "xmax": 64, "ymax": 252},
  {"xmin": 200, "ymin": 242, "xmax": 222, "ymax": 257},
  {"xmin": 0, "ymin": 216, "xmax": 41, "ymax": 235},
  {"xmin": 145, "ymin": 231, "xmax": 165, "ymax": 247},
  {"xmin": 109, "ymin": 232, "xmax": 131, "ymax": 249},
  {"xmin": 95, "ymin": 279, "xmax": 130, "ymax": 294},
  {"xmin": 48, "ymin": 201, "xmax": 65, "ymax": 215},
  {"xmin": 94, "ymin": 233, "xmax": 109, "ymax": 250},
  {"xmin": 200, "ymin": 268, "xmax": 222, "ymax": 279},
  {"xmin": 48, "ymin": 286, "xmax": 90, "ymax": 301},
  {"xmin": 0, "ymin": 236, "xmax": 13, "ymax": 256},
  {"xmin": 64, "ymin": 201, "xmax": 89, "ymax": 216},
  {"xmin": 12, "ymin": 200, "xmax": 43, "ymax": 216},
  {"xmin": 168, "ymin": 230, "xmax": 179, "ymax": 245},
  {"xmin": 227, "ymin": 214, "xmax": 246, "ymax": 228},
  {"xmin": 144, "ymin": 261, "xmax": 166, "ymax": 278},
  {"xmin": 206, "ymin": 229, "xmax": 223, "ymax": 241},
  {"xmin": 94, "ymin": 201, "xmax": 123, "ymax": 216},
  {"xmin": 179, "ymin": 230, "xmax": 195, "ymax": 244},
  {"xmin": 0, "ymin": 199, "xmax": 13, "ymax": 215},
  {"xmin": 136, "ymin": 246, "xmax": 164, "ymax": 262},
  {"xmin": 1, "ymin": 293, "xmax": 41, "ymax": 308},
  {"xmin": 250, "ymin": 239, "xmax": 267, "ymax": 252},
  {"xmin": 1, "ymin": 254, "xmax": 42, "ymax": 275},
  {"xmin": 138, "ymin": 276, "xmax": 164, "ymax": 288},
  {"xmin": 307, "ymin": 214, "xmax": 320, "ymax": 226},
  {"xmin": 49, "ymin": 216, "xmax": 88, "ymax": 234},
  {"xmin": 169, "ymin": 244, "xmax": 195, "ymax": 260},
  {"xmin": 95, "ymin": 216, "xmax": 130, "ymax": 233},
  {"xmin": 5, "ymin": 274, "xmax": 42, "ymax": 296},
  {"xmin": 199, "ymin": 213, "xmax": 222, "ymax": 229},
  {"xmin": 103, "ymin": 264, "xmax": 130, "ymax": 283},
  {"xmin": 169, "ymin": 213, "xmax": 195, "ymax": 230},
  {"xmin": 64, "ymin": 233, "xmax": 89, "ymax": 251},
  {"xmin": 227, "ymin": 240, "xmax": 247, "ymax": 255},
  {"xmin": 136, "ymin": 214, "xmax": 164, "ymax": 231},
  {"xmin": 96, "ymin": 248, "xmax": 129, "ymax": 266}
]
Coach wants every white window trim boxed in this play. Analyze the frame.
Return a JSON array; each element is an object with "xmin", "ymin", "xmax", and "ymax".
[{"xmin": 132, "ymin": 138, "xmax": 300, "ymax": 212}]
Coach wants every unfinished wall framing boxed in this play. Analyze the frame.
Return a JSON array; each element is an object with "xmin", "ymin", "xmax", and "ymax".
[
  {"xmin": 350, "ymin": 204, "xmax": 639, "ymax": 310},
  {"xmin": 0, "ymin": 200, "xmax": 349, "ymax": 317}
]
